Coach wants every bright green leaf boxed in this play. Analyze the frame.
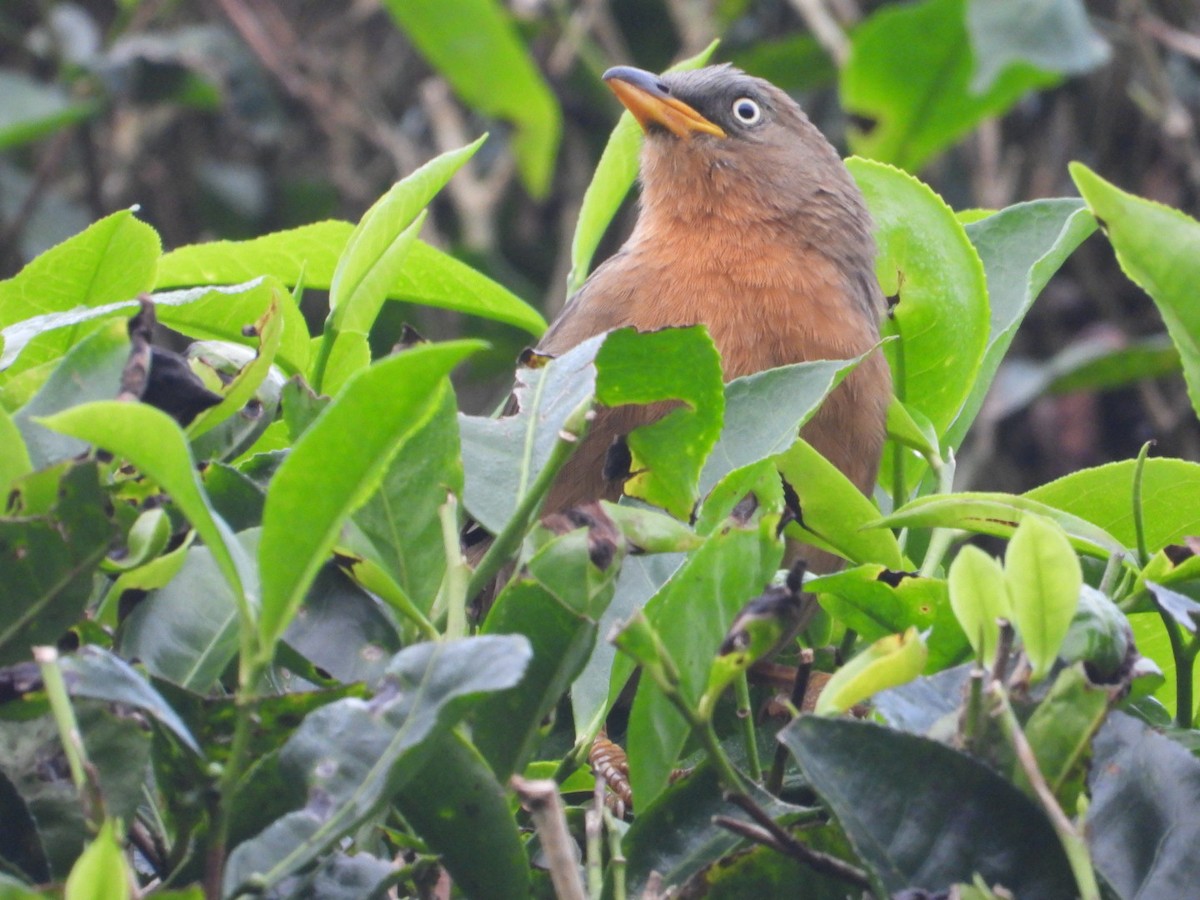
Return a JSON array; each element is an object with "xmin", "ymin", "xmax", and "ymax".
[
  {"xmin": 595, "ymin": 327, "xmax": 724, "ymax": 519},
  {"xmin": 0, "ymin": 400, "xmax": 33, "ymax": 490},
  {"xmin": 64, "ymin": 820, "xmax": 129, "ymax": 900},
  {"xmin": 874, "ymin": 491, "xmax": 1130, "ymax": 560},
  {"xmin": 1071, "ymin": 163, "xmax": 1200, "ymax": 419},
  {"xmin": 1026, "ymin": 458, "xmax": 1200, "ymax": 554},
  {"xmin": 948, "ymin": 545, "xmax": 1011, "ymax": 664},
  {"xmin": 1005, "ymin": 514, "xmax": 1081, "ymax": 680},
  {"xmin": 847, "ymin": 157, "xmax": 988, "ymax": 493},
  {"xmin": 776, "ymin": 438, "xmax": 905, "ymax": 570},
  {"xmin": 159, "ymin": 221, "xmax": 544, "ymax": 337},
  {"xmin": 815, "ymin": 627, "xmax": 928, "ymax": 715}
]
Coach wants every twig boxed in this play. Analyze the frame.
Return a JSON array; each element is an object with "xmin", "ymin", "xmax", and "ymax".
[
  {"xmin": 512, "ymin": 776, "xmax": 587, "ymax": 900},
  {"xmin": 786, "ymin": 0, "xmax": 850, "ymax": 67},
  {"xmin": 722, "ymin": 792, "xmax": 871, "ymax": 889},
  {"xmin": 586, "ymin": 774, "xmax": 605, "ymax": 899},
  {"xmin": 767, "ymin": 650, "xmax": 812, "ymax": 793},
  {"xmin": 990, "ymin": 686, "xmax": 1099, "ymax": 900}
]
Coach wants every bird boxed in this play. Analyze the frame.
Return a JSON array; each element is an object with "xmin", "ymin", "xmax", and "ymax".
[{"xmin": 535, "ymin": 63, "xmax": 891, "ymax": 574}]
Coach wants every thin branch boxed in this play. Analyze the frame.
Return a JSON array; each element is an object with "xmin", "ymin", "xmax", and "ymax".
[
  {"xmin": 512, "ymin": 776, "xmax": 587, "ymax": 900},
  {"xmin": 787, "ymin": 0, "xmax": 850, "ymax": 67},
  {"xmin": 722, "ymin": 792, "xmax": 871, "ymax": 889}
]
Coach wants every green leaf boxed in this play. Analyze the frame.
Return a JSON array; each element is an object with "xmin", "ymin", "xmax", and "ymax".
[
  {"xmin": 394, "ymin": 729, "xmax": 530, "ymax": 900},
  {"xmin": 948, "ymin": 545, "xmax": 1011, "ymax": 664},
  {"xmin": 966, "ymin": 0, "xmax": 1109, "ymax": 93},
  {"xmin": 460, "ymin": 334, "xmax": 604, "ymax": 534},
  {"xmin": 776, "ymin": 438, "xmax": 905, "ymax": 570},
  {"xmin": 0, "ymin": 464, "xmax": 114, "ymax": 665},
  {"xmin": 949, "ymin": 198, "xmax": 1097, "ymax": 446},
  {"xmin": 258, "ymin": 341, "xmax": 481, "ymax": 653},
  {"xmin": 59, "ymin": 646, "xmax": 200, "ymax": 754},
  {"xmin": 158, "ymin": 221, "xmax": 545, "ymax": 337},
  {"xmin": 815, "ymin": 627, "xmax": 927, "ymax": 715},
  {"xmin": 780, "ymin": 716, "xmax": 1076, "ymax": 895},
  {"xmin": 476, "ymin": 526, "xmax": 623, "ymax": 778},
  {"xmin": 186, "ymin": 294, "xmax": 284, "ymax": 439},
  {"xmin": 809, "ymin": 566, "xmax": 968, "ymax": 672},
  {"xmin": 1088, "ymin": 712, "xmax": 1200, "ymax": 898},
  {"xmin": 1005, "ymin": 514, "xmax": 1081, "ymax": 680},
  {"xmin": 627, "ymin": 514, "xmax": 783, "ymax": 810},
  {"xmin": 0, "ymin": 210, "xmax": 159, "ymax": 374},
  {"xmin": 64, "ymin": 820, "xmax": 129, "ymax": 900},
  {"xmin": 847, "ymin": 158, "xmax": 988, "ymax": 489},
  {"xmin": 382, "ymin": 2, "xmax": 559, "ymax": 196},
  {"xmin": 279, "ymin": 564, "xmax": 402, "ymax": 687},
  {"xmin": 39, "ymin": 401, "xmax": 251, "ymax": 606},
  {"xmin": 223, "ymin": 636, "xmax": 531, "ymax": 895},
  {"xmin": 118, "ymin": 533, "xmax": 253, "ymax": 691},
  {"xmin": 1059, "ymin": 586, "xmax": 1130, "ymax": 680},
  {"xmin": 394, "ymin": 240, "xmax": 545, "ymax": 336},
  {"xmin": 842, "ymin": 0, "xmax": 1058, "ymax": 172},
  {"xmin": 595, "ymin": 327, "xmax": 724, "ymax": 519},
  {"xmin": 874, "ymin": 491, "xmax": 1130, "ymax": 560},
  {"xmin": 156, "ymin": 220, "xmax": 349, "ymax": 289},
  {"xmin": 350, "ymin": 386, "xmax": 462, "ymax": 616},
  {"xmin": 1026, "ymin": 458, "xmax": 1200, "ymax": 554},
  {"xmin": 0, "ymin": 71, "xmax": 96, "ymax": 149},
  {"xmin": 567, "ymin": 41, "xmax": 719, "ymax": 293},
  {"xmin": 1071, "ymin": 163, "xmax": 1200, "ymax": 419},
  {"xmin": 701, "ymin": 355, "xmax": 867, "ymax": 494},
  {"xmin": 1017, "ymin": 665, "xmax": 1110, "ymax": 807},
  {"xmin": 1047, "ymin": 333, "xmax": 1180, "ymax": 395}
]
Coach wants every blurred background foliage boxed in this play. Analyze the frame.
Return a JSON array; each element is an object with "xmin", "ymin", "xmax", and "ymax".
[{"xmin": 1, "ymin": 0, "xmax": 1198, "ymax": 487}]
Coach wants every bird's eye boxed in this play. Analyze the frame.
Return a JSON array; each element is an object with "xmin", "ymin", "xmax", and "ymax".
[{"xmin": 732, "ymin": 97, "xmax": 762, "ymax": 125}]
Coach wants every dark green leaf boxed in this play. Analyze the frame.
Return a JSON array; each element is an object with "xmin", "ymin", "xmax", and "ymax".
[
  {"xmin": 395, "ymin": 729, "xmax": 529, "ymax": 900},
  {"xmin": 781, "ymin": 716, "xmax": 1076, "ymax": 895},
  {"xmin": 1088, "ymin": 711, "xmax": 1200, "ymax": 898},
  {"xmin": 59, "ymin": 646, "xmax": 199, "ymax": 754},
  {"xmin": 223, "ymin": 635, "xmax": 531, "ymax": 895},
  {"xmin": 0, "ymin": 464, "xmax": 114, "ymax": 665},
  {"xmin": 627, "ymin": 514, "xmax": 783, "ymax": 810},
  {"xmin": 701, "ymin": 355, "xmax": 866, "ymax": 495},
  {"xmin": 623, "ymin": 762, "xmax": 816, "ymax": 897},
  {"xmin": 12, "ymin": 320, "xmax": 129, "ymax": 468},
  {"xmin": 476, "ymin": 527, "xmax": 623, "ymax": 778}
]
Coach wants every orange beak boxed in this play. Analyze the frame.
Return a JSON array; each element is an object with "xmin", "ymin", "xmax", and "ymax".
[{"xmin": 603, "ymin": 66, "xmax": 726, "ymax": 140}]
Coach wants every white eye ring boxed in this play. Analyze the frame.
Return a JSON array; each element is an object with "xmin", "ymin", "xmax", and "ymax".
[{"xmin": 732, "ymin": 97, "xmax": 761, "ymax": 125}]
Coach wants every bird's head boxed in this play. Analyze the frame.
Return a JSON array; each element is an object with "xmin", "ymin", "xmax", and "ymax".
[{"xmin": 603, "ymin": 63, "xmax": 867, "ymax": 244}]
